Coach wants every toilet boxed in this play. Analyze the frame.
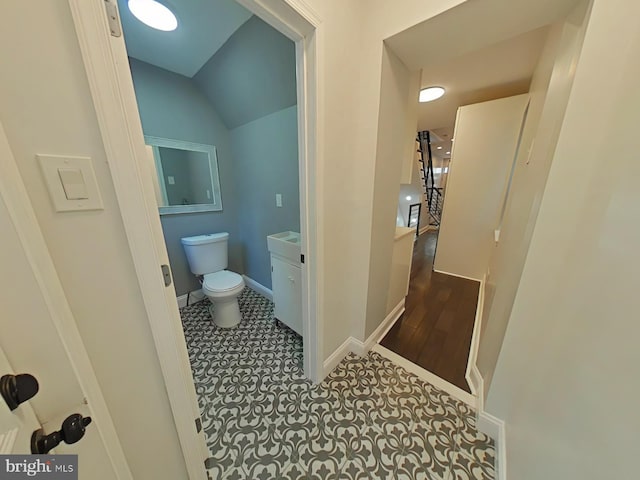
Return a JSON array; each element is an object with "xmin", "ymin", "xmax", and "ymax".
[{"xmin": 181, "ymin": 233, "xmax": 245, "ymax": 328}]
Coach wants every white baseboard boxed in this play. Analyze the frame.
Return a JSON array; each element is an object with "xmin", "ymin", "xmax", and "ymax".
[
  {"xmin": 176, "ymin": 289, "xmax": 206, "ymax": 308},
  {"xmin": 322, "ymin": 337, "xmax": 356, "ymax": 377},
  {"xmin": 322, "ymin": 300, "xmax": 405, "ymax": 376},
  {"xmin": 243, "ymin": 275, "xmax": 273, "ymax": 301},
  {"xmin": 466, "ymin": 274, "xmax": 486, "ymax": 396},
  {"xmin": 477, "ymin": 410, "xmax": 506, "ymax": 480},
  {"xmin": 433, "ymin": 269, "xmax": 481, "ymax": 282},
  {"xmin": 351, "ymin": 299, "xmax": 405, "ymax": 356},
  {"xmin": 373, "ymin": 344, "xmax": 477, "ymax": 407},
  {"xmin": 468, "ymin": 365, "xmax": 484, "ymax": 410}
]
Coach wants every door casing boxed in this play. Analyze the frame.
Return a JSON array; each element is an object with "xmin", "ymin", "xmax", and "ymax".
[{"xmin": 67, "ymin": 0, "xmax": 324, "ymax": 477}]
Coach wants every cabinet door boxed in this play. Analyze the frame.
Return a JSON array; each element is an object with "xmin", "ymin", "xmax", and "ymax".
[{"xmin": 271, "ymin": 257, "xmax": 303, "ymax": 336}]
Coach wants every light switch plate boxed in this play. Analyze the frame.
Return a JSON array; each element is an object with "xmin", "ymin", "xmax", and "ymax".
[
  {"xmin": 58, "ymin": 168, "xmax": 89, "ymax": 200},
  {"xmin": 276, "ymin": 193, "xmax": 282, "ymax": 207},
  {"xmin": 37, "ymin": 154, "xmax": 104, "ymax": 212}
]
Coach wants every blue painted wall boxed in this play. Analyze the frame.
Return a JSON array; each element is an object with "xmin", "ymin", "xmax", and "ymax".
[
  {"xmin": 129, "ymin": 16, "xmax": 299, "ymax": 295},
  {"xmin": 194, "ymin": 15, "xmax": 297, "ymax": 129},
  {"xmin": 230, "ymin": 106, "xmax": 300, "ymax": 288},
  {"xmin": 129, "ymin": 58, "xmax": 242, "ymax": 295}
]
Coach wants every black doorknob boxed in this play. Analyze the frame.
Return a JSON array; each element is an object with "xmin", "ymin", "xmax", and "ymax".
[
  {"xmin": 31, "ymin": 413, "xmax": 93, "ymax": 454},
  {"xmin": 0, "ymin": 374, "xmax": 39, "ymax": 411}
]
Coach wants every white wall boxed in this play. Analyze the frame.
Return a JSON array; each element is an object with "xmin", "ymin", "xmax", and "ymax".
[
  {"xmin": 364, "ymin": 44, "xmax": 417, "ymax": 340},
  {"xmin": 477, "ymin": 1, "xmax": 591, "ymax": 389},
  {"xmin": 434, "ymin": 94, "xmax": 529, "ymax": 280},
  {"xmin": 486, "ymin": 1, "xmax": 640, "ymax": 478},
  {"xmin": 299, "ymin": 0, "xmax": 468, "ymax": 359},
  {"xmin": 0, "ymin": 3, "xmax": 187, "ymax": 478},
  {"xmin": 386, "ymin": 227, "xmax": 415, "ymax": 314}
]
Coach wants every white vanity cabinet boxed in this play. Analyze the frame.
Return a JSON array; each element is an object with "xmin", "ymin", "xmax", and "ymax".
[
  {"xmin": 267, "ymin": 231, "xmax": 303, "ymax": 336},
  {"xmin": 270, "ymin": 255, "xmax": 302, "ymax": 335}
]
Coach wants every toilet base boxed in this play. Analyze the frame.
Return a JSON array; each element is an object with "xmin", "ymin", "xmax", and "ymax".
[{"xmin": 209, "ymin": 300, "xmax": 241, "ymax": 328}]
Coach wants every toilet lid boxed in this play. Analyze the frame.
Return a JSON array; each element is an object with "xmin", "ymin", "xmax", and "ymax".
[{"xmin": 202, "ymin": 271, "xmax": 244, "ymax": 293}]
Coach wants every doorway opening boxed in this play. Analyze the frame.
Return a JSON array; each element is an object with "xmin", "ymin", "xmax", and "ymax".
[
  {"xmin": 69, "ymin": 0, "xmax": 320, "ymax": 477},
  {"xmin": 120, "ymin": 2, "xmax": 306, "ymax": 331},
  {"xmin": 381, "ymin": 23, "xmax": 553, "ymax": 402},
  {"xmin": 385, "ymin": 129, "xmax": 478, "ymax": 395}
]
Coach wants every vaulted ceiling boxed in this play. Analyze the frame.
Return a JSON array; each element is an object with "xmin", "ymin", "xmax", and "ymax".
[
  {"xmin": 117, "ymin": 0, "xmax": 252, "ymax": 77},
  {"xmin": 119, "ymin": 0, "xmax": 296, "ymax": 129}
]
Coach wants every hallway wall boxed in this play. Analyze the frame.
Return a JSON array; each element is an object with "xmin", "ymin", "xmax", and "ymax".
[
  {"xmin": 486, "ymin": 0, "xmax": 640, "ymax": 477},
  {"xmin": 364, "ymin": 45, "xmax": 420, "ymax": 340},
  {"xmin": 297, "ymin": 0, "xmax": 471, "ymax": 359},
  {"xmin": 434, "ymin": 94, "xmax": 529, "ymax": 281},
  {"xmin": 477, "ymin": 0, "xmax": 591, "ymax": 389}
]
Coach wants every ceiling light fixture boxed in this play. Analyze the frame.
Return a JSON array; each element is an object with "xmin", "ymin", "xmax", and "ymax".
[
  {"xmin": 419, "ymin": 86, "xmax": 445, "ymax": 103},
  {"xmin": 446, "ymin": 151, "xmax": 451, "ymax": 155},
  {"xmin": 437, "ymin": 146, "xmax": 442, "ymax": 150},
  {"xmin": 128, "ymin": 0, "xmax": 178, "ymax": 31}
]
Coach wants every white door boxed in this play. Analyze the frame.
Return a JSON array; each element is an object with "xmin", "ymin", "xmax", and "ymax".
[{"xmin": 0, "ymin": 123, "xmax": 132, "ymax": 478}]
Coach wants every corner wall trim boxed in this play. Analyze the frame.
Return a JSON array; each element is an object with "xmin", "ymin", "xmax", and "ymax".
[
  {"xmin": 322, "ymin": 337, "xmax": 355, "ymax": 377},
  {"xmin": 477, "ymin": 410, "xmax": 506, "ymax": 480},
  {"xmin": 352, "ymin": 299, "xmax": 405, "ymax": 356},
  {"xmin": 321, "ymin": 299, "xmax": 405, "ymax": 378},
  {"xmin": 242, "ymin": 275, "xmax": 273, "ymax": 301}
]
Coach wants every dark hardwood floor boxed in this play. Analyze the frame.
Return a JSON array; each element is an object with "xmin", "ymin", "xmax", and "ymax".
[{"xmin": 380, "ymin": 230, "xmax": 479, "ymax": 392}]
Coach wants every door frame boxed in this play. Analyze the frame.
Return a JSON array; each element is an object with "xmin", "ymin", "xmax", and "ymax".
[
  {"xmin": 0, "ymin": 121, "xmax": 133, "ymax": 477},
  {"xmin": 67, "ymin": 0, "xmax": 323, "ymax": 477}
]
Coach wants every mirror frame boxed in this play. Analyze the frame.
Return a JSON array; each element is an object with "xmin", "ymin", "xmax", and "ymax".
[{"xmin": 145, "ymin": 136, "xmax": 223, "ymax": 215}]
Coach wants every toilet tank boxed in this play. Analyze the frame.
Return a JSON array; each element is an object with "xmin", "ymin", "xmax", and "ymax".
[{"xmin": 181, "ymin": 233, "xmax": 229, "ymax": 275}]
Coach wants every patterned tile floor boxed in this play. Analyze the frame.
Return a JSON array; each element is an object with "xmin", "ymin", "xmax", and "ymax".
[{"xmin": 180, "ymin": 289, "xmax": 495, "ymax": 479}]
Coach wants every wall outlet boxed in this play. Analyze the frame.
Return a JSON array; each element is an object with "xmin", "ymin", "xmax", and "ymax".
[{"xmin": 276, "ymin": 193, "xmax": 282, "ymax": 207}]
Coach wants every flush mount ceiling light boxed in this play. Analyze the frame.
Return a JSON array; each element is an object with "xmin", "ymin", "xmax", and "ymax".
[
  {"xmin": 128, "ymin": 0, "xmax": 178, "ymax": 31},
  {"xmin": 419, "ymin": 86, "xmax": 445, "ymax": 103}
]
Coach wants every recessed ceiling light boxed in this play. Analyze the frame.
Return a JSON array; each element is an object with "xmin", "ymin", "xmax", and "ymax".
[
  {"xmin": 419, "ymin": 87, "xmax": 445, "ymax": 103},
  {"xmin": 437, "ymin": 146, "xmax": 442, "ymax": 150},
  {"xmin": 446, "ymin": 151, "xmax": 451, "ymax": 154},
  {"xmin": 128, "ymin": 0, "xmax": 178, "ymax": 31},
  {"xmin": 406, "ymin": 196, "xmax": 412, "ymax": 201}
]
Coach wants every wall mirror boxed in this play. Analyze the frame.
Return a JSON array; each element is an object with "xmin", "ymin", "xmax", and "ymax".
[{"xmin": 145, "ymin": 136, "xmax": 223, "ymax": 215}]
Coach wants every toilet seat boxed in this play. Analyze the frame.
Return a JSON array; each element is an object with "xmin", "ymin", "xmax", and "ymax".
[{"xmin": 202, "ymin": 271, "xmax": 244, "ymax": 295}]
